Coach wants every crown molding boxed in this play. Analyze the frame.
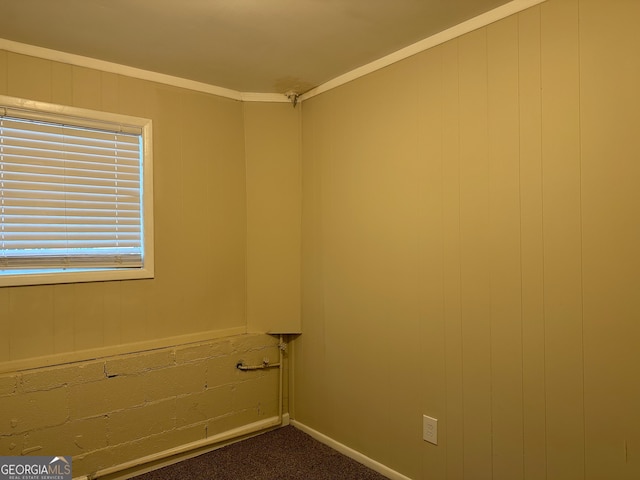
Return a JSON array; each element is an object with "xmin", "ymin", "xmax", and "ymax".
[
  {"xmin": 300, "ymin": 0, "xmax": 546, "ymax": 102},
  {"xmin": 0, "ymin": 38, "xmax": 244, "ymax": 100},
  {"xmin": 240, "ymin": 92, "xmax": 289, "ymax": 103},
  {"xmin": 0, "ymin": 0, "xmax": 546, "ymax": 104}
]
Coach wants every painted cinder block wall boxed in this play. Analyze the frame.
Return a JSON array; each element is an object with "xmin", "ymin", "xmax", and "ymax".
[
  {"xmin": 0, "ymin": 334, "xmax": 281, "ymax": 477},
  {"xmin": 293, "ymin": 0, "xmax": 640, "ymax": 479}
]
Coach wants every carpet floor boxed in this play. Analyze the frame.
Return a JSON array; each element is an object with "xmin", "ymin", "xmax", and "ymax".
[{"xmin": 131, "ymin": 425, "xmax": 390, "ymax": 480}]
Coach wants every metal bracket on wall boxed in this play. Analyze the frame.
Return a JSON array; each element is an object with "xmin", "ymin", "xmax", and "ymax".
[{"xmin": 236, "ymin": 358, "xmax": 281, "ymax": 371}]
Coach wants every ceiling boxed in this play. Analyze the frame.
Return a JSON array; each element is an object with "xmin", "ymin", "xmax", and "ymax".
[{"xmin": 0, "ymin": 0, "xmax": 513, "ymax": 95}]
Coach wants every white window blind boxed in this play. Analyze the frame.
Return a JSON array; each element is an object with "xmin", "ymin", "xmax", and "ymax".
[{"xmin": 0, "ymin": 106, "xmax": 145, "ymax": 271}]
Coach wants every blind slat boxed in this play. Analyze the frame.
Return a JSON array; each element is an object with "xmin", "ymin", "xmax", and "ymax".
[{"xmin": 1, "ymin": 109, "xmax": 145, "ymax": 270}]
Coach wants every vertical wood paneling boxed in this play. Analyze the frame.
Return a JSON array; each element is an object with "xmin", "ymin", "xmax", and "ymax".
[
  {"xmin": 179, "ymin": 92, "xmax": 215, "ymax": 332},
  {"xmin": 418, "ymin": 45, "xmax": 446, "ymax": 480},
  {"xmin": 100, "ymin": 72, "xmax": 119, "ymax": 111},
  {"xmin": 367, "ymin": 58, "xmax": 424, "ymax": 478},
  {"xmin": 295, "ymin": 2, "xmax": 640, "ymax": 480},
  {"xmin": 487, "ymin": 16, "xmax": 524, "ymax": 480},
  {"xmin": 114, "ymin": 66, "xmax": 158, "ymax": 346},
  {"xmin": 295, "ymin": 93, "xmax": 330, "ymax": 431},
  {"xmin": 0, "ymin": 289, "xmax": 8, "ymax": 362},
  {"xmin": 52, "ymin": 284, "xmax": 77, "ymax": 354},
  {"xmin": 102, "ymin": 281, "xmax": 122, "ymax": 346},
  {"xmin": 117, "ymin": 75, "xmax": 153, "ymax": 117},
  {"xmin": 119, "ymin": 281, "xmax": 151, "ymax": 342},
  {"xmin": 0, "ymin": 50, "xmax": 7, "ymax": 94},
  {"xmin": 51, "ymin": 62, "xmax": 72, "ymax": 105},
  {"xmin": 518, "ymin": 6, "xmax": 547, "ymax": 480},
  {"xmin": 9, "ymin": 287, "xmax": 54, "ymax": 360},
  {"xmin": 579, "ymin": 1, "xmax": 640, "ymax": 478},
  {"xmin": 205, "ymin": 95, "xmax": 247, "ymax": 329},
  {"xmin": 244, "ymin": 102, "xmax": 301, "ymax": 334},
  {"xmin": 148, "ymin": 86, "xmax": 184, "ymax": 338},
  {"xmin": 7, "ymin": 53, "xmax": 51, "ymax": 101},
  {"xmin": 72, "ymin": 66, "xmax": 102, "ymax": 110},
  {"xmin": 73, "ymin": 283, "xmax": 106, "ymax": 349},
  {"xmin": 441, "ymin": 39, "xmax": 464, "ymax": 480},
  {"xmin": 1, "ymin": 52, "xmax": 247, "ymax": 363},
  {"xmin": 540, "ymin": 1, "xmax": 585, "ymax": 479},
  {"xmin": 458, "ymin": 29, "xmax": 492, "ymax": 479},
  {"xmin": 319, "ymin": 83, "xmax": 371, "ymax": 455}
]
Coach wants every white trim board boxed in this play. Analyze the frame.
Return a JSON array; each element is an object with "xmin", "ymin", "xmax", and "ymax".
[
  {"xmin": 0, "ymin": 39, "xmax": 247, "ymax": 101},
  {"xmin": 290, "ymin": 420, "xmax": 414, "ymax": 480},
  {"xmin": 0, "ymin": 38, "xmax": 288, "ymax": 103},
  {"xmin": 72, "ymin": 415, "xmax": 289, "ymax": 480},
  {"xmin": 300, "ymin": 0, "xmax": 546, "ymax": 101},
  {"xmin": 240, "ymin": 92, "xmax": 291, "ymax": 103},
  {"xmin": 0, "ymin": 0, "xmax": 545, "ymax": 103},
  {"xmin": 0, "ymin": 326, "xmax": 247, "ymax": 374}
]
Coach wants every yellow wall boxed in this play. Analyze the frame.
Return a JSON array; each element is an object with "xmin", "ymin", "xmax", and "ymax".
[
  {"xmin": 2, "ymin": 0, "xmax": 640, "ymax": 477},
  {"xmin": 0, "ymin": 51, "xmax": 249, "ymax": 364},
  {"xmin": 244, "ymin": 103, "xmax": 301, "ymax": 334},
  {"xmin": 0, "ymin": 54, "xmax": 298, "ymax": 475},
  {"xmin": 293, "ymin": 0, "xmax": 640, "ymax": 479}
]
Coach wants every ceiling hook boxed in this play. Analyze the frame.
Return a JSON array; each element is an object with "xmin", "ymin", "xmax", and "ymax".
[{"xmin": 284, "ymin": 90, "xmax": 300, "ymax": 108}]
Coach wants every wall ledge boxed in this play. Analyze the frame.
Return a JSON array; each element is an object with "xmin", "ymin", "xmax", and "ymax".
[{"xmin": 0, "ymin": 326, "xmax": 247, "ymax": 374}]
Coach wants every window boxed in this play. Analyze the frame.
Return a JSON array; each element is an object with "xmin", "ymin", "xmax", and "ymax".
[{"xmin": 0, "ymin": 95, "xmax": 154, "ymax": 287}]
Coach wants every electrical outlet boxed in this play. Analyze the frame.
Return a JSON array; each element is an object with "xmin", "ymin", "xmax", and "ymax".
[{"xmin": 423, "ymin": 415, "xmax": 438, "ymax": 445}]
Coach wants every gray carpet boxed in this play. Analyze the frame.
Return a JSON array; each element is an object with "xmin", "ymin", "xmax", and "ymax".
[{"xmin": 132, "ymin": 426, "xmax": 389, "ymax": 480}]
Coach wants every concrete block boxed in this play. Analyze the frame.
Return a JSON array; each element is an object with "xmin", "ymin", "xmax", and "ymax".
[
  {"xmin": 23, "ymin": 416, "xmax": 108, "ymax": 456},
  {"xmin": 0, "ymin": 374, "xmax": 17, "ymax": 396},
  {"xmin": 104, "ymin": 350, "xmax": 174, "ymax": 377},
  {"xmin": 174, "ymin": 340, "xmax": 232, "ymax": 364},
  {"xmin": 0, "ymin": 387, "xmax": 68, "ymax": 434},
  {"xmin": 69, "ymin": 376, "xmax": 145, "ymax": 420},
  {"xmin": 73, "ymin": 424, "xmax": 206, "ymax": 477},
  {"xmin": 175, "ymin": 385, "xmax": 233, "ymax": 427},
  {"xmin": 19, "ymin": 361, "xmax": 105, "ymax": 392},
  {"xmin": 108, "ymin": 398, "xmax": 176, "ymax": 446},
  {"xmin": 72, "ymin": 446, "xmax": 113, "ymax": 478},
  {"xmin": 232, "ymin": 370, "xmax": 278, "ymax": 411},
  {"xmin": 206, "ymin": 354, "xmax": 245, "ymax": 387},
  {"xmin": 235, "ymin": 345, "xmax": 280, "ymax": 370},
  {"xmin": 141, "ymin": 363, "xmax": 206, "ymax": 401},
  {"xmin": 229, "ymin": 334, "xmax": 279, "ymax": 354},
  {"xmin": 0, "ymin": 433, "xmax": 24, "ymax": 455},
  {"xmin": 208, "ymin": 411, "xmax": 254, "ymax": 437},
  {"xmin": 208, "ymin": 404, "xmax": 278, "ymax": 438}
]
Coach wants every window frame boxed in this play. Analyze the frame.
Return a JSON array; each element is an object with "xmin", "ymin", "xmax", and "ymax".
[{"xmin": 0, "ymin": 95, "xmax": 154, "ymax": 287}]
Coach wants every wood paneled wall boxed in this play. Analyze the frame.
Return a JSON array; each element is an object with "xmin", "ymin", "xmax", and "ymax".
[
  {"xmin": 294, "ymin": 1, "xmax": 640, "ymax": 479},
  {"xmin": 0, "ymin": 52, "xmax": 248, "ymax": 365}
]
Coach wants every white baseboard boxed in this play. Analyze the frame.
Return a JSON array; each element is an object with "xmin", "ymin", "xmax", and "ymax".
[
  {"xmin": 75, "ymin": 415, "xmax": 401, "ymax": 480},
  {"xmin": 83, "ymin": 415, "xmax": 285, "ymax": 480},
  {"xmin": 290, "ymin": 420, "xmax": 413, "ymax": 480},
  {"xmin": 282, "ymin": 412, "xmax": 291, "ymax": 426}
]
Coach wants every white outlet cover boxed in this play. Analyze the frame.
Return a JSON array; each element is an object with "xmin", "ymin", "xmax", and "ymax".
[{"xmin": 423, "ymin": 415, "xmax": 438, "ymax": 445}]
